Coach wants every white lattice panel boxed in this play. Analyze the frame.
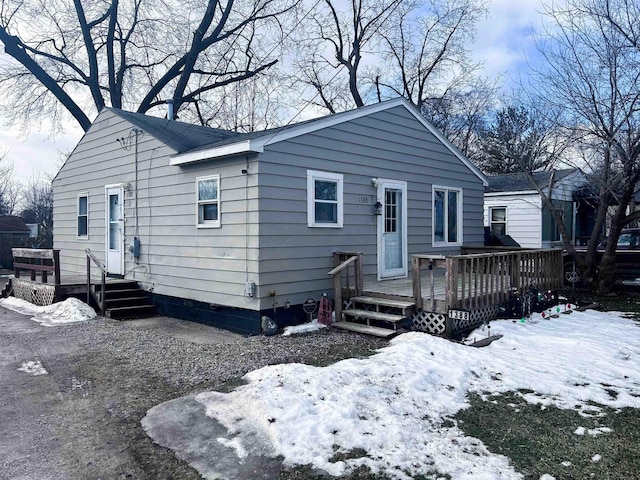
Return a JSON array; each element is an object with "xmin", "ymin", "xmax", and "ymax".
[
  {"xmin": 12, "ymin": 279, "xmax": 55, "ymax": 306},
  {"xmin": 412, "ymin": 311, "xmax": 446, "ymax": 334}
]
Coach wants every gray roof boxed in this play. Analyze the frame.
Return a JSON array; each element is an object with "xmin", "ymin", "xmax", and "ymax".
[
  {"xmin": 107, "ymin": 108, "xmax": 239, "ymax": 153},
  {"xmin": 0, "ymin": 215, "xmax": 30, "ymax": 233},
  {"xmin": 486, "ymin": 169, "xmax": 578, "ymax": 193}
]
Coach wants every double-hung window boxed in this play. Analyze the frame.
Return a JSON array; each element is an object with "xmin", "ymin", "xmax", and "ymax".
[
  {"xmin": 77, "ymin": 193, "xmax": 88, "ymax": 238},
  {"xmin": 433, "ymin": 186, "xmax": 462, "ymax": 245},
  {"xmin": 196, "ymin": 175, "xmax": 220, "ymax": 227},
  {"xmin": 307, "ymin": 170, "xmax": 343, "ymax": 228},
  {"xmin": 490, "ymin": 207, "xmax": 507, "ymax": 235}
]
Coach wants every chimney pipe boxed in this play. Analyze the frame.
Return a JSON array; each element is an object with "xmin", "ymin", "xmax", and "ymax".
[{"xmin": 166, "ymin": 99, "xmax": 174, "ymax": 120}]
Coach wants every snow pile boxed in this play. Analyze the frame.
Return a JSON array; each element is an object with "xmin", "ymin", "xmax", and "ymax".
[
  {"xmin": 18, "ymin": 360, "xmax": 48, "ymax": 376},
  {"xmin": 195, "ymin": 310, "xmax": 640, "ymax": 479},
  {"xmin": 0, "ymin": 297, "xmax": 96, "ymax": 326},
  {"xmin": 282, "ymin": 319, "xmax": 327, "ymax": 336}
]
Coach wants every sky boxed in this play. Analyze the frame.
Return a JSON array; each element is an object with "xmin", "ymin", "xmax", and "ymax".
[{"xmin": 0, "ymin": 0, "xmax": 547, "ymax": 183}]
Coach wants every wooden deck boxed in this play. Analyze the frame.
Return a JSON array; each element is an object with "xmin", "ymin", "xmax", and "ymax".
[{"xmin": 363, "ymin": 270, "xmax": 449, "ymax": 312}]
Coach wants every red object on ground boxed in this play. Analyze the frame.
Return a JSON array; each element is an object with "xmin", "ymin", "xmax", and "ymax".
[{"xmin": 318, "ymin": 296, "xmax": 332, "ymax": 325}]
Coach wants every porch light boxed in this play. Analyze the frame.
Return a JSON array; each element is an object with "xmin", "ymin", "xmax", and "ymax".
[{"xmin": 374, "ymin": 201, "xmax": 383, "ymax": 216}]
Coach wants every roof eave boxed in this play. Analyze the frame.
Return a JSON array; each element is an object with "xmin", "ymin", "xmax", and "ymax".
[{"xmin": 170, "ymin": 139, "xmax": 264, "ymax": 166}]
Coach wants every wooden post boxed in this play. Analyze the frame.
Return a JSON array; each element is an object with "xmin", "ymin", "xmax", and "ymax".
[
  {"xmin": 101, "ymin": 272, "xmax": 106, "ymax": 316},
  {"xmin": 86, "ymin": 254, "xmax": 91, "ymax": 305},
  {"xmin": 333, "ymin": 273, "xmax": 342, "ymax": 323},
  {"xmin": 446, "ymin": 257, "xmax": 458, "ymax": 309},
  {"xmin": 356, "ymin": 253, "xmax": 363, "ymax": 296},
  {"xmin": 412, "ymin": 256, "xmax": 422, "ymax": 309},
  {"xmin": 53, "ymin": 249, "xmax": 60, "ymax": 286},
  {"xmin": 430, "ymin": 260, "xmax": 436, "ymax": 312}
]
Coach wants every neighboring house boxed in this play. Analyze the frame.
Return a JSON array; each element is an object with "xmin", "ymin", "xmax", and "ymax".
[
  {"xmin": 0, "ymin": 216, "xmax": 31, "ymax": 269},
  {"xmin": 53, "ymin": 98, "xmax": 488, "ymax": 334},
  {"xmin": 484, "ymin": 169, "xmax": 593, "ymax": 249}
]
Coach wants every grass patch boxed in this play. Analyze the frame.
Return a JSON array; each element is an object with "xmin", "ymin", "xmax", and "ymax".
[{"xmin": 456, "ymin": 392, "xmax": 640, "ymax": 479}]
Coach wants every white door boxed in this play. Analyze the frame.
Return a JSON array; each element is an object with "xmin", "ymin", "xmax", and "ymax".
[
  {"xmin": 105, "ymin": 185, "xmax": 124, "ymax": 276},
  {"xmin": 377, "ymin": 180, "xmax": 408, "ymax": 279}
]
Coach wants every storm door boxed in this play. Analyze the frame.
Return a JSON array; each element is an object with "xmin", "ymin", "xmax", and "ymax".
[
  {"xmin": 377, "ymin": 180, "xmax": 408, "ymax": 279},
  {"xmin": 105, "ymin": 185, "xmax": 124, "ymax": 276}
]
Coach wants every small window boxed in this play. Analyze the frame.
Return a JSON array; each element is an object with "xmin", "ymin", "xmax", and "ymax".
[
  {"xmin": 307, "ymin": 170, "xmax": 343, "ymax": 228},
  {"xmin": 490, "ymin": 207, "xmax": 507, "ymax": 235},
  {"xmin": 433, "ymin": 186, "xmax": 462, "ymax": 245},
  {"xmin": 196, "ymin": 175, "xmax": 220, "ymax": 227},
  {"xmin": 77, "ymin": 194, "xmax": 88, "ymax": 238}
]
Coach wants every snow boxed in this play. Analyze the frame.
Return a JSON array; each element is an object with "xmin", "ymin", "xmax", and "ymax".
[
  {"xmin": 195, "ymin": 309, "xmax": 640, "ymax": 479},
  {"xmin": 282, "ymin": 319, "xmax": 327, "ymax": 336},
  {"xmin": 17, "ymin": 360, "xmax": 48, "ymax": 376},
  {"xmin": 0, "ymin": 297, "xmax": 96, "ymax": 326}
]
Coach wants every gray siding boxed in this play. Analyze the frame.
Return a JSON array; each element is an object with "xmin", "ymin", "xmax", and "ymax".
[
  {"xmin": 54, "ymin": 110, "xmax": 261, "ymax": 310},
  {"xmin": 54, "ymin": 104, "xmax": 485, "ymax": 314},
  {"xmin": 257, "ymin": 105, "xmax": 485, "ymax": 309}
]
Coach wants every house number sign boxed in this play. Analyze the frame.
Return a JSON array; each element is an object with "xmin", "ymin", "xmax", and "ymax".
[{"xmin": 448, "ymin": 309, "xmax": 470, "ymax": 321}]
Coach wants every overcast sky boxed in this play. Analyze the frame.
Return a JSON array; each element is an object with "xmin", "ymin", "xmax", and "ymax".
[{"xmin": 0, "ymin": 0, "xmax": 547, "ymax": 183}]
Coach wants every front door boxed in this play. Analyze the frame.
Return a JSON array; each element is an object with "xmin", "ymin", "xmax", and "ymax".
[
  {"xmin": 377, "ymin": 180, "xmax": 408, "ymax": 279},
  {"xmin": 105, "ymin": 185, "xmax": 124, "ymax": 276}
]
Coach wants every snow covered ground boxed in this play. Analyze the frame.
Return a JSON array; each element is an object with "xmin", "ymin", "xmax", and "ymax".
[
  {"xmin": 194, "ymin": 309, "xmax": 640, "ymax": 479},
  {"xmin": 0, "ymin": 297, "xmax": 96, "ymax": 326}
]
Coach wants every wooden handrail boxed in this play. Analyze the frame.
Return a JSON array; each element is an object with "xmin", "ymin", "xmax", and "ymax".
[
  {"xmin": 330, "ymin": 252, "xmax": 363, "ymax": 323},
  {"xmin": 85, "ymin": 249, "xmax": 106, "ymax": 315},
  {"xmin": 12, "ymin": 248, "xmax": 60, "ymax": 285}
]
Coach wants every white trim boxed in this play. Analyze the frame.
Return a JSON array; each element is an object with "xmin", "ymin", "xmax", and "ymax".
[
  {"xmin": 169, "ymin": 98, "xmax": 489, "ymax": 188},
  {"xmin": 76, "ymin": 192, "xmax": 89, "ymax": 240},
  {"xmin": 104, "ymin": 185, "xmax": 125, "ymax": 276},
  {"xmin": 489, "ymin": 206, "xmax": 508, "ymax": 236},
  {"xmin": 196, "ymin": 174, "xmax": 221, "ymax": 228},
  {"xmin": 171, "ymin": 140, "xmax": 262, "ymax": 166},
  {"xmin": 307, "ymin": 170, "xmax": 343, "ymax": 228},
  {"xmin": 376, "ymin": 179, "xmax": 408, "ymax": 280},
  {"xmin": 485, "ymin": 190, "xmax": 538, "ymax": 197},
  {"xmin": 432, "ymin": 185, "xmax": 463, "ymax": 247}
]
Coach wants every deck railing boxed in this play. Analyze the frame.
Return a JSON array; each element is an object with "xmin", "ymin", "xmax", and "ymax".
[
  {"xmin": 86, "ymin": 249, "xmax": 106, "ymax": 315},
  {"xmin": 413, "ymin": 249, "xmax": 564, "ymax": 311},
  {"xmin": 12, "ymin": 248, "xmax": 61, "ymax": 285},
  {"xmin": 328, "ymin": 251, "xmax": 363, "ymax": 322}
]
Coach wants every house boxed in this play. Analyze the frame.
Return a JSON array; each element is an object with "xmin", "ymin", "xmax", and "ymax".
[
  {"xmin": 0, "ymin": 216, "xmax": 31, "ymax": 269},
  {"xmin": 53, "ymin": 98, "xmax": 489, "ymax": 334},
  {"xmin": 484, "ymin": 169, "xmax": 594, "ymax": 249}
]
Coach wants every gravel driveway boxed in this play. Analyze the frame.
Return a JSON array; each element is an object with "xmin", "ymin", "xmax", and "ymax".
[{"xmin": 0, "ymin": 307, "xmax": 387, "ymax": 479}]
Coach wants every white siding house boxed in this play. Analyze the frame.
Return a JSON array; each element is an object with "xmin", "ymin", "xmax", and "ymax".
[
  {"xmin": 484, "ymin": 170, "xmax": 590, "ymax": 249},
  {"xmin": 53, "ymin": 98, "xmax": 488, "ymax": 334}
]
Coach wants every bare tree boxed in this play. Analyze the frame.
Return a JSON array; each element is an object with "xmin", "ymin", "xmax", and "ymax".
[
  {"xmin": 293, "ymin": 0, "xmax": 402, "ymax": 112},
  {"xmin": 0, "ymin": 0, "xmax": 299, "ymax": 132},
  {"xmin": 534, "ymin": 0, "xmax": 640, "ymax": 290},
  {"xmin": 19, "ymin": 174, "xmax": 53, "ymax": 247},
  {"xmin": 0, "ymin": 153, "xmax": 19, "ymax": 215},
  {"xmin": 375, "ymin": 0, "xmax": 487, "ymax": 110}
]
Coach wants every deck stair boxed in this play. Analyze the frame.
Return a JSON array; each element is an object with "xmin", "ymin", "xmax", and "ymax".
[
  {"xmin": 93, "ymin": 280, "xmax": 155, "ymax": 319},
  {"xmin": 334, "ymin": 296, "xmax": 415, "ymax": 338}
]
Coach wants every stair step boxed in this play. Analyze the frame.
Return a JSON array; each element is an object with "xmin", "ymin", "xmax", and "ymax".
[
  {"xmin": 350, "ymin": 296, "xmax": 415, "ymax": 309},
  {"xmin": 343, "ymin": 308, "xmax": 406, "ymax": 323},
  {"xmin": 105, "ymin": 296, "xmax": 153, "ymax": 308},
  {"xmin": 96, "ymin": 288, "xmax": 148, "ymax": 299},
  {"xmin": 95, "ymin": 281, "xmax": 140, "ymax": 292},
  {"xmin": 332, "ymin": 321, "xmax": 400, "ymax": 338},
  {"xmin": 106, "ymin": 304, "xmax": 156, "ymax": 320}
]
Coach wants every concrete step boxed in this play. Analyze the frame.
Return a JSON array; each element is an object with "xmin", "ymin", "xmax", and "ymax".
[
  {"xmin": 343, "ymin": 308, "xmax": 405, "ymax": 324},
  {"xmin": 332, "ymin": 321, "xmax": 400, "ymax": 338}
]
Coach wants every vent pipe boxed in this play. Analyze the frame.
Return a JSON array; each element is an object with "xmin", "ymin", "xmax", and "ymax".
[{"xmin": 166, "ymin": 99, "xmax": 174, "ymax": 120}]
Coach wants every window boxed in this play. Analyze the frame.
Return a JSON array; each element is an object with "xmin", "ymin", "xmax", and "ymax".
[
  {"xmin": 307, "ymin": 170, "xmax": 343, "ymax": 227},
  {"xmin": 433, "ymin": 186, "xmax": 462, "ymax": 245},
  {"xmin": 196, "ymin": 175, "xmax": 220, "ymax": 227},
  {"xmin": 490, "ymin": 207, "xmax": 507, "ymax": 235},
  {"xmin": 77, "ymin": 194, "xmax": 88, "ymax": 238}
]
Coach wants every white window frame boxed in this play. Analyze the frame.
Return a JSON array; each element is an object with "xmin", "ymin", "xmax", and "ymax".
[
  {"xmin": 307, "ymin": 170, "xmax": 344, "ymax": 228},
  {"xmin": 196, "ymin": 174, "xmax": 221, "ymax": 228},
  {"xmin": 432, "ymin": 185, "xmax": 463, "ymax": 247},
  {"xmin": 489, "ymin": 206, "xmax": 508, "ymax": 236},
  {"xmin": 77, "ymin": 192, "xmax": 89, "ymax": 239}
]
